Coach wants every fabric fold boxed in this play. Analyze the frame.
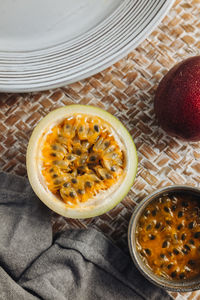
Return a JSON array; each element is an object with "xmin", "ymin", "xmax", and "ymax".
[
  {"xmin": 0, "ymin": 172, "xmax": 172, "ymax": 300},
  {"xmin": 0, "ymin": 172, "xmax": 52, "ymax": 280}
]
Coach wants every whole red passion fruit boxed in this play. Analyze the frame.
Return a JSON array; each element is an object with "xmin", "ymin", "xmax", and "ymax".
[{"xmin": 154, "ymin": 56, "xmax": 200, "ymax": 141}]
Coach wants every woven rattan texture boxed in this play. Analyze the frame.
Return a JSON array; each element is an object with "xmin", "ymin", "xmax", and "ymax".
[{"xmin": 1, "ymin": 0, "xmax": 200, "ymax": 299}]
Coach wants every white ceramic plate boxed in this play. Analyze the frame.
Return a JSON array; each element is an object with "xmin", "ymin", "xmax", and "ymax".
[{"xmin": 0, "ymin": 0, "xmax": 174, "ymax": 92}]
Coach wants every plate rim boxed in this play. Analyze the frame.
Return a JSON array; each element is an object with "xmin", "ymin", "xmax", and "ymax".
[{"xmin": 0, "ymin": 0, "xmax": 175, "ymax": 93}]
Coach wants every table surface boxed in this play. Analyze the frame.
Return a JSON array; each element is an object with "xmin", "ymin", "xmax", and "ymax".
[{"xmin": 1, "ymin": 0, "xmax": 200, "ymax": 299}]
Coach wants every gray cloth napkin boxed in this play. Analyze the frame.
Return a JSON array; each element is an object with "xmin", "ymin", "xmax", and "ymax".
[{"xmin": 0, "ymin": 172, "xmax": 172, "ymax": 300}]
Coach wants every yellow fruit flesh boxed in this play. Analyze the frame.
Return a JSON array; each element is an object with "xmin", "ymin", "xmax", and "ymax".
[{"xmin": 41, "ymin": 114, "xmax": 125, "ymax": 208}]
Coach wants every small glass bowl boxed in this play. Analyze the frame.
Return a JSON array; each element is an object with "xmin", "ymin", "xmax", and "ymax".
[{"xmin": 128, "ymin": 185, "xmax": 200, "ymax": 292}]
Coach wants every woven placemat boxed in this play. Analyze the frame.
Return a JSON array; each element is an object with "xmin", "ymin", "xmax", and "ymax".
[{"xmin": 1, "ymin": 0, "xmax": 200, "ymax": 298}]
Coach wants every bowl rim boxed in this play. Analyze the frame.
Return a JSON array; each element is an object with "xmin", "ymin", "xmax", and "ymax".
[{"xmin": 128, "ymin": 185, "xmax": 200, "ymax": 292}]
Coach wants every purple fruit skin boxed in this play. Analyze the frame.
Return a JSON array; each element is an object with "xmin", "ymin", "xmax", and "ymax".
[{"xmin": 154, "ymin": 56, "xmax": 200, "ymax": 141}]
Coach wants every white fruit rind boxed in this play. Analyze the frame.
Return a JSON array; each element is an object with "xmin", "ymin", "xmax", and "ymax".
[{"xmin": 26, "ymin": 105, "xmax": 138, "ymax": 219}]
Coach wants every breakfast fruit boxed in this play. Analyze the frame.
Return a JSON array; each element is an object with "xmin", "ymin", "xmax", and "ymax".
[
  {"xmin": 136, "ymin": 193, "xmax": 200, "ymax": 280},
  {"xmin": 154, "ymin": 56, "xmax": 200, "ymax": 141},
  {"xmin": 26, "ymin": 105, "xmax": 137, "ymax": 219}
]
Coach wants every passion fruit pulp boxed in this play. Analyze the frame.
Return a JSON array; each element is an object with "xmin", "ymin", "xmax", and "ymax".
[{"xmin": 26, "ymin": 105, "xmax": 137, "ymax": 219}]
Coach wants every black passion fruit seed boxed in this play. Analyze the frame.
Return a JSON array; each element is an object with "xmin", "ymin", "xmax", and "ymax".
[
  {"xmin": 166, "ymin": 220, "xmax": 172, "ymax": 225},
  {"xmin": 179, "ymin": 273, "xmax": 186, "ymax": 280},
  {"xmin": 71, "ymin": 178, "xmax": 77, "ymax": 184},
  {"xmin": 188, "ymin": 260, "xmax": 195, "ymax": 266},
  {"xmin": 63, "ymin": 182, "xmax": 70, "ymax": 188},
  {"xmin": 188, "ymin": 222, "xmax": 195, "ymax": 229},
  {"xmin": 189, "ymin": 239, "xmax": 195, "ymax": 245},
  {"xmin": 146, "ymin": 224, "xmax": 152, "ymax": 231},
  {"xmin": 177, "ymin": 224, "xmax": 183, "ymax": 230},
  {"xmin": 171, "ymin": 271, "xmax": 177, "ymax": 278},
  {"xmin": 94, "ymin": 125, "xmax": 100, "ymax": 132},
  {"xmin": 178, "ymin": 211, "xmax": 183, "ymax": 218},
  {"xmin": 52, "ymin": 174, "xmax": 58, "ymax": 178},
  {"xmin": 85, "ymin": 181, "xmax": 92, "ymax": 188},
  {"xmin": 194, "ymin": 232, "xmax": 200, "ymax": 239},
  {"xmin": 167, "ymin": 264, "xmax": 173, "ymax": 269},
  {"xmin": 76, "ymin": 149, "xmax": 82, "ymax": 155},
  {"xmin": 152, "ymin": 209, "xmax": 157, "ymax": 216},
  {"xmin": 173, "ymin": 248, "xmax": 179, "ymax": 255},
  {"xmin": 149, "ymin": 234, "xmax": 156, "ymax": 240},
  {"xmin": 155, "ymin": 222, "xmax": 161, "ymax": 229},
  {"xmin": 145, "ymin": 249, "xmax": 151, "ymax": 256},
  {"xmin": 162, "ymin": 241, "xmax": 169, "ymax": 248},
  {"xmin": 69, "ymin": 191, "xmax": 76, "ymax": 198},
  {"xmin": 77, "ymin": 189, "xmax": 84, "ymax": 195},
  {"xmin": 164, "ymin": 206, "xmax": 170, "ymax": 213},
  {"xmin": 184, "ymin": 245, "xmax": 191, "ymax": 251},
  {"xmin": 181, "ymin": 234, "xmax": 186, "ymax": 241},
  {"xmin": 172, "ymin": 205, "xmax": 177, "ymax": 211},
  {"xmin": 182, "ymin": 249, "xmax": 188, "ymax": 255}
]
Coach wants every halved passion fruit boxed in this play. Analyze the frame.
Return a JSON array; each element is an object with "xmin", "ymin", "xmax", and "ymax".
[{"xmin": 26, "ymin": 105, "xmax": 137, "ymax": 219}]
